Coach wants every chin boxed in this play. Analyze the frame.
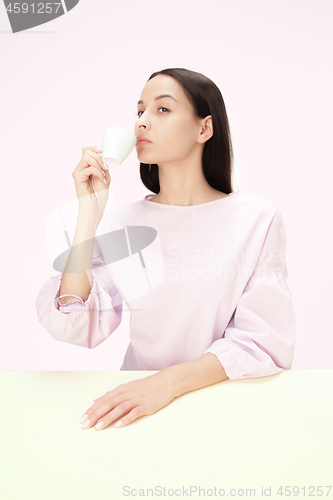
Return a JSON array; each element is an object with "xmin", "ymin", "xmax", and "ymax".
[{"xmin": 138, "ymin": 156, "xmax": 157, "ymax": 164}]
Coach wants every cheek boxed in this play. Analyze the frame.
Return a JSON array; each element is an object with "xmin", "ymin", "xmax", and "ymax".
[
  {"xmin": 163, "ymin": 120, "xmax": 191, "ymax": 146},
  {"xmin": 173, "ymin": 126, "xmax": 196, "ymax": 152},
  {"xmin": 156, "ymin": 116, "xmax": 198, "ymax": 157}
]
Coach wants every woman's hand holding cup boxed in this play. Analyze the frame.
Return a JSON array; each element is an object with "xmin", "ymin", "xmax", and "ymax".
[{"xmin": 72, "ymin": 146, "xmax": 110, "ymax": 222}]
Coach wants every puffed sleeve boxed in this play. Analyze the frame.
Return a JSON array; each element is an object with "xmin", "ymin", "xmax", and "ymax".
[
  {"xmin": 35, "ymin": 237, "xmax": 123, "ymax": 349},
  {"xmin": 204, "ymin": 209, "xmax": 296, "ymax": 380}
]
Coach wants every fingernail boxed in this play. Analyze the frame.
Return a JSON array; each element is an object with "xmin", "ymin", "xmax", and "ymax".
[
  {"xmin": 104, "ymin": 178, "xmax": 107, "ymax": 184},
  {"xmin": 103, "ymin": 163, "xmax": 109, "ymax": 170},
  {"xmin": 115, "ymin": 420, "xmax": 122, "ymax": 428},
  {"xmin": 95, "ymin": 421, "xmax": 104, "ymax": 430},
  {"xmin": 80, "ymin": 414, "xmax": 88, "ymax": 424},
  {"xmin": 96, "ymin": 147, "xmax": 102, "ymax": 151},
  {"xmin": 82, "ymin": 419, "xmax": 91, "ymax": 429}
]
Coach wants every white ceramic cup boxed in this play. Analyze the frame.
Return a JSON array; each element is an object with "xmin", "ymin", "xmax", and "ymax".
[{"xmin": 102, "ymin": 126, "xmax": 137, "ymax": 168}]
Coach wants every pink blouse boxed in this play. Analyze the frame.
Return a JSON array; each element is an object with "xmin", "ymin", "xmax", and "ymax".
[{"xmin": 35, "ymin": 189, "xmax": 296, "ymax": 378}]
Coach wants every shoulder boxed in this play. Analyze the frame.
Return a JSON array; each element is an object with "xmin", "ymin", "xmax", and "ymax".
[
  {"xmin": 236, "ymin": 190, "xmax": 278, "ymax": 211},
  {"xmin": 234, "ymin": 190, "xmax": 280, "ymax": 224}
]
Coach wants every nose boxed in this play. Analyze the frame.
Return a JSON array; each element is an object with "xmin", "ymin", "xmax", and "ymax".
[
  {"xmin": 134, "ymin": 115, "xmax": 150, "ymax": 136},
  {"xmin": 134, "ymin": 123, "xmax": 146, "ymax": 136}
]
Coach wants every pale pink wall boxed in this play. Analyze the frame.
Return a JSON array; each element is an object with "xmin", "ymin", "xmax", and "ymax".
[{"xmin": 0, "ymin": 0, "xmax": 332, "ymax": 370}]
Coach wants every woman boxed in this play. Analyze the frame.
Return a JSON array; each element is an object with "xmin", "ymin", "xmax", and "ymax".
[{"xmin": 35, "ymin": 68, "xmax": 296, "ymax": 431}]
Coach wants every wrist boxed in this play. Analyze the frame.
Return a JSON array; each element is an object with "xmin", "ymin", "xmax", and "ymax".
[
  {"xmin": 76, "ymin": 211, "xmax": 100, "ymax": 236},
  {"xmin": 157, "ymin": 363, "xmax": 185, "ymax": 399}
]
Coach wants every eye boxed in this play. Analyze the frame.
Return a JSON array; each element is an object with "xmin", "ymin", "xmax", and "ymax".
[{"xmin": 135, "ymin": 107, "xmax": 169, "ymax": 118}]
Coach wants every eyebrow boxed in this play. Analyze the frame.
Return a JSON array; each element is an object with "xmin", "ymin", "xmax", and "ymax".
[{"xmin": 137, "ymin": 94, "xmax": 177, "ymax": 105}]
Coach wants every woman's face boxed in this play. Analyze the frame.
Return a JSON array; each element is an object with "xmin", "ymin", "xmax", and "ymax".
[{"xmin": 134, "ymin": 75, "xmax": 206, "ymax": 166}]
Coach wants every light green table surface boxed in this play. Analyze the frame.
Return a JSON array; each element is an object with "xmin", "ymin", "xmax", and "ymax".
[{"xmin": 0, "ymin": 370, "xmax": 332, "ymax": 500}]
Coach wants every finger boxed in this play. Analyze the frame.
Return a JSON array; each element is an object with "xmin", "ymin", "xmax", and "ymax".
[
  {"xmin": 84, "ymin": 152, "xmax": 107, "ymax": 173},
  {"xmin": 94, "ymin": 401, "xmax": 138, "ymax": 431},
  {"xmin": 80, "ymin": 394, "xmax": 127, "ymax": 429},
  {"xmin": 82, "ymin": 146, "xmax": 102, "ymax": 155},
  {"xmin": 92, "ymin": 385, "xmax": 124, "ymax": 404},
  {"xmin": 88, "ymin": 151, "xmax": 108, "ymax": 171},
  {"xmin": 82, "ymin": 147, "xmax": 108, "ymax": 171},
  {"xmin": 79, "ymin": 165, "xmax": 106, "ymax": 185},
  {"xmin": 80, "ymin": 385, "xmax": 129, "ymax": 429},
  {"xmin": 92, "ymin": 395, "xmax": 105, "ymax": 403},
  {"xmin": 90, "ymin": 386, "xmax": 123, "ymax": 408},
  {"xmin": 113, "ymin": 406, "xmax": 145, "ymax": 429}
]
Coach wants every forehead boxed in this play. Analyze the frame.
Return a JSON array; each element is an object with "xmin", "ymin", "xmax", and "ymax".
[{"xmin": 139, "ymin": 74, "xmax": 185, "ymax": 103}]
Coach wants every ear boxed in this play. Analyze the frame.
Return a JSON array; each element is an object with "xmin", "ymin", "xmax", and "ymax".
[{"xmin": 198, "ymin": 115, "xmax": 213, "ymax": 143}]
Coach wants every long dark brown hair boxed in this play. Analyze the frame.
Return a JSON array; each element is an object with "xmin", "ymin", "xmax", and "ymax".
[{"xmin": 139, "ymin": 67, "xmax": 234, "ymax": 195}]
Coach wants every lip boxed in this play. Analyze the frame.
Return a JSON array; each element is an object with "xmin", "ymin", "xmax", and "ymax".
[{"xmin": 136, "ymin": 137, "xmax": 152, "ymax": 145}]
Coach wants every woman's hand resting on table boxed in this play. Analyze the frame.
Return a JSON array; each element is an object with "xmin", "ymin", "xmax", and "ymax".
[{"xmin": 80, "ymin": 371, "xmax": 177, "ymax": 431}]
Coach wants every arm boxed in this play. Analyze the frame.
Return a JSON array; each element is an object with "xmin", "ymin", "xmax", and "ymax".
[
  {"xmin": 113, "ymin": 353, "xmax": 230, "ymax": 428},
  {"xmin": 80, "ymin": 354, "xmax": 229, "ymax": 431},
  {"xmin": 35, "ymin": 235, "xmax": 123, "ymax": 349},
  {"xmin": 163, "ymin": 209, "xmax": 295, "ymax": 390},
  {"xmin": 160, "ymin": 352, "xmax": 229, "ymax": 398},
  {"xmin": 203, "ymin": 209, "xmax": 296, "ymax": 380},
  {"xmin": 80, "ymin": 208, "xmax": 296, "ymax": 430},
  {"xmin": 58, "ymin": 208, "xmax": 99, "ymax": 306}
]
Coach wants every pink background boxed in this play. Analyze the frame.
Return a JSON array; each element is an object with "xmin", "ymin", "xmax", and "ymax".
[{"xmin": 1, "ymin": 0, "xmax": 332, "ymax": 370}]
